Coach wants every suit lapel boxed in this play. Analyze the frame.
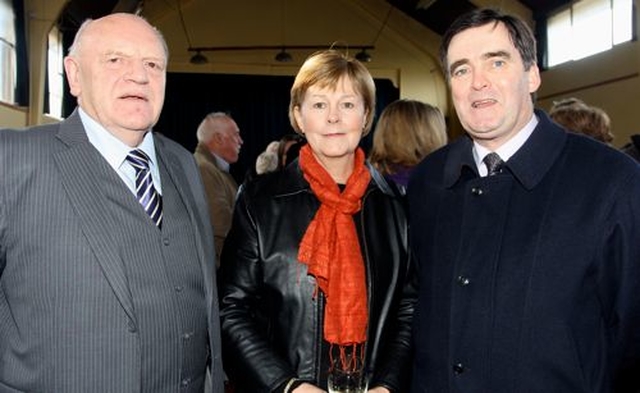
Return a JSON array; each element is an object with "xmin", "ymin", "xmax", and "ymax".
[{"xmin": 53, "ymin": 111, "xmax": 137, "ymax": 325}]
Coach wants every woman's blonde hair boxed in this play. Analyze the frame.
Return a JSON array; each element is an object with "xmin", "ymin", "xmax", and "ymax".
[
  {"xmin": 288, "ymin": 50, "xmax": 376, "ymax": 135},
  {"xmin": 369, "ymin": 99, "xmax": 448, "ymax": 175}
]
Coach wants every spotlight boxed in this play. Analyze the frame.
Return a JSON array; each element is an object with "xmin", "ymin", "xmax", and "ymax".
[
  {"xmin": 355, "ymin": 49, "xmax": 372, "ymax": 63},
  {"xmin": 275, "ymin": 48, "xmax": 293, "ymax": 62},
  {"xmin": 190, "ymin": 51, "xmax": 208, "ymax": 65}
]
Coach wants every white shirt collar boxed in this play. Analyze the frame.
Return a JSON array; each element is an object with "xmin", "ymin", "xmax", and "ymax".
[{"xmin": 473, "ymin": 114, "xmax": 539, "ymax": 176}]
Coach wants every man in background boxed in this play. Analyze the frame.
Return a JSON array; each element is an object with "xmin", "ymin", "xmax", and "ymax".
[
  {"xmin": 194, "ymin": 112, "xmax": 243, "ymax": 264},
  {"xmin": 408, "ymin": 8, "xmax": 640, "ymax": 393},
  {"xmin": 0, "ymin": 13, "xmax": 223, "ymax": 392}
]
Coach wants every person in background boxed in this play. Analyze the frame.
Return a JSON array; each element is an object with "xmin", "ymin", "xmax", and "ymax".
[
  {"xmin": 621, "ymin": 134, "xmax": 640, "ymax": 162},
  {"xmin": 277, "ymin": 133, "xmax": 305, "ymax": 169},
  {"xmin": 218, "ymin": 50, "xmax": 416, "ymax": 393},
  {"xmin": 408, "ymin": 8, "xmax": 640, "ymax": 393},
  {"xmin": 254, "ymin": 140, "xmax": 282, "ymax": 175},
  {"xmin": 549, "ymin": 97, "xmax": 614, "ymax": 145},
  {"xmin": 369, "ymin": 99, "xmax": 448, "ymax": 190},
  {"xmin": 194, "ymin": 112, "xmax": 243, "ymax": 264},
  {"xmin": 254, "ymin": 134, "xmax": 305, "ymax": 176},
  {"xmin": 0, "ymin": 13, "xmax": 224, "ymax": 392}
]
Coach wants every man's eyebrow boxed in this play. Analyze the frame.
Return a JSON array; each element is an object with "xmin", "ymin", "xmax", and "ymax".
[
  {"xmin": 483, "ymin": 50, "xmax": 511, "ymax": 60},
  {"xmin": 449, "ymin": 59, "xmax": 468, "ymax": 75}
]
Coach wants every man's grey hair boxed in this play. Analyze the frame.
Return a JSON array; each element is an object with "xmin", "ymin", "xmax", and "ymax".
[{"xmin": 196, "ymin": 112, "xmax": 233, "ymax": 142}]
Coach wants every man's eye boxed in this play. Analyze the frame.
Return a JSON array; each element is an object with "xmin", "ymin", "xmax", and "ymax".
[
  {"xmin": 452, "ymin": 68, "xmax": 468, "ymax": 77},
  {"xmin": 146, "ymin": 61, "xmax": 164, "ymax": 71},
  {"xmin": 493, "ymin": 59, "xmax": 505, "ymax": 68}
]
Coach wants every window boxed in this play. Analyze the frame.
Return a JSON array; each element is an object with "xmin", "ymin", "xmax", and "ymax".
[
  {"xmin": 47, "ymin": 26, "xmax": 64, "ymax": 118},
  {"xmin": 0, "ymin": 0, "xmax": 16, "ymax": 104},
  {"xmin": 547, "ymin": 0, "xmax": 633, "ymax": 67}
]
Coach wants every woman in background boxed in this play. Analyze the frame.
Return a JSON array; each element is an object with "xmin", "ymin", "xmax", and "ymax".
[
  {"xmin": 218, "ymin": 50, "xmax": 415, "ymax": 393},
  {"xmin": 369, "ymin": 99, "xmax": 448, "ymax": 190}
]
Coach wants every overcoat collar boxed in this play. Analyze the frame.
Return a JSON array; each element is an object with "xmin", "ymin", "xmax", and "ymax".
[{"xmin": 443, "ymin": 109, "xmax": 567, "ymax": 190}]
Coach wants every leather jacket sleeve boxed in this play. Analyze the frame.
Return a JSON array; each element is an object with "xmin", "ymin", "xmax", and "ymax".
[{"xmin": 218, "ymin": 184, "xmax": 297, "ymax": 393}]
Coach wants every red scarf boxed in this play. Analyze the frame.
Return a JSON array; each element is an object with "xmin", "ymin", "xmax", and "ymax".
[{"xmin": 298, "ymin": 144, "xmax": 371, "ymax": 346}]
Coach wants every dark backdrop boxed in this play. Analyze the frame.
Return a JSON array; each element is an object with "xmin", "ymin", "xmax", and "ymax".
[{"xmin": 153, "ymin": 72, "xmax": 399, "ymax": 183}]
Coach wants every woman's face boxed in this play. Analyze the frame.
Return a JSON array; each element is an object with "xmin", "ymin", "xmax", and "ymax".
[{"xmin": 294, "ymin": 76, "xmax": 367, "ymax": 172}]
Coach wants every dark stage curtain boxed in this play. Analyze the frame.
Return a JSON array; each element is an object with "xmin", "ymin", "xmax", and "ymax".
[{"xmin": 154, "ymin": 72, "xmax": 399, "ymax": 183}]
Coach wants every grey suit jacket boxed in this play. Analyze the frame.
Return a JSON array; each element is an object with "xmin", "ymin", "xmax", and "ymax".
[{"xmin": 0, "ymin": 110, "xmax": 224, "ymax": 393}]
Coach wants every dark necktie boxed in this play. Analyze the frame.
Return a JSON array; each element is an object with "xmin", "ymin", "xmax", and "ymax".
[
  {"xmin": 483, "ymin": 152, "xmax": 505, "ymax": 176},
  {"xmin": 126, "ymin": 149, "xmax": 163, "ymax": 227}
]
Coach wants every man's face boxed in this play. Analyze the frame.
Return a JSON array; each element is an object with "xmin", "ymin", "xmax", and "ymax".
[
  {"xmin": 216, "ymin": 118, "xmax": 243, "ymax": 164},
  {"xmin": 64, "ymin": 14, "xmax": 167, "ymax": 146},
  {"xmin": 446, "ymin": 22, "xmax": 540, "ymax": 150}
]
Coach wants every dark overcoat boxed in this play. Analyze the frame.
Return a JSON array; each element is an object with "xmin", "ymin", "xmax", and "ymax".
[{"xmin": 408, "ymin": 110, "xmax": 640, "ymax": 393}]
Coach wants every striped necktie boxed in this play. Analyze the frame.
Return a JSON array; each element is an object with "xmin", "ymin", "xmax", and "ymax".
[{"xmin": 126, "ymin": 149, "xmax": 163, "ymax": 227}]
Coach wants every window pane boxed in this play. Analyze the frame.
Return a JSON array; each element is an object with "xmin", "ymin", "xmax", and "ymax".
[
  {"xmin": 0, "ymin": 0, "xmax": 15, "ymax": 104},
  {"xmin": 613, "ymin": 0, "xmax": 632, "ymax": 44},
  {"xmin": 572, "ymin": 0, "xmax": 611, "ymax": 60},
  {"xmin": 47, "ymin": 27, "xmax": 63, "ymax": 118},
  {"xmin": 547, "ymin": 9, "xmax": 572, "ymax": 66},
  {"xmin": 546, "ymin": 0, "xmax": 633, "ymax": 67}
]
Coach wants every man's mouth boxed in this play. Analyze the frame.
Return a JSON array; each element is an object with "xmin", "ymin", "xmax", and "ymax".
[
  {"xmin": 471, "ymin": 99, "xmax": 496, "ymax": 109},
  {"xmin": 120, "ymin": 94, "xmax": 148, "ymax": 101}
]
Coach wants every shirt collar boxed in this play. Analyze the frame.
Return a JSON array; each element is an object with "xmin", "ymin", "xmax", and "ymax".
[
  {"xmin": 473, "ymin": 113, "xmax": 539, "ymax": 172},
  {"xmin": 212, "ymin": 153, "xmax": 230, "ymax": 172},
  {"xmin": 79, "ymin": 107, "xmax": 159, "ymax": 170}
]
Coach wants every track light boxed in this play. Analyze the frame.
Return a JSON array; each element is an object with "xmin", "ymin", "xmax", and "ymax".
[
  {"xmin": 190, "ymin": 50, "xmax": 208, "ymax": 65},
  {"xmin": 275, "ymin": 48, "xmax": 293, "ymax": 62},
  {"xmin": 187, "ymin": 45, "xmax": 374, "ymax": 64},
  {"xmin": 355, "ymin": 49, "xmax": 372, "ymax": 63}
]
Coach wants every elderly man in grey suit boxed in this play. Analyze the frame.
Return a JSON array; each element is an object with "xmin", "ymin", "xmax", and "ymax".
[{"xmin": 0, "ymin": 13, "xmax": 224, "ymax": 393}]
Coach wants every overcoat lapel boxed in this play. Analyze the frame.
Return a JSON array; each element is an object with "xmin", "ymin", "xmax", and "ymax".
[{"xmin": 52, "ymin": 111, "xmax": 137, "ymax": 326}]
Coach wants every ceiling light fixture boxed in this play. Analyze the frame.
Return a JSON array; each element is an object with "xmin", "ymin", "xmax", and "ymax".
[
  {"xmin": 275, "ymin": 48, "xmax": 293, "ymax": 62},
  {"xmin": 187, "ymin": 45, "xmax": 374, "ymax": 63},
  {"xmin": 355, "ymin": 49, "xmax": 372, "ymax": 63},
  {"xmin": 190, "ymin": 50, "xmax": 209, "ymax": 65}
]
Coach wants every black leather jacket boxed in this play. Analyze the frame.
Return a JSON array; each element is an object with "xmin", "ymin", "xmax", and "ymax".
[{"xmin": 218, "ymin": 161, "xmax": 416, "ymax": 393}]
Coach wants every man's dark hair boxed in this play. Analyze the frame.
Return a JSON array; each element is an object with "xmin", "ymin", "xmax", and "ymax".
[{"xmin": 439, "ymin": 8, "xmax": 537, "ymax": 78}]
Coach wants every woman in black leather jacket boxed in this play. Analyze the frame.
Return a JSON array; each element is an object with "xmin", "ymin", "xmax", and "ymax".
[{"xmin": 218, "ymin": 50, "xmax": 416, "ymax": 393}]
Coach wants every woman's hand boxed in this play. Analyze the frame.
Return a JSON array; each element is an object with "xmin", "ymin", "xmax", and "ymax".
[{"xmin": 292, "ymin": 382, "xmax": 326, "ymax": 392}]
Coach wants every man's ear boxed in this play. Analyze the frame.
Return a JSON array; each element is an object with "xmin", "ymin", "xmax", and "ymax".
[{"xmin": 63, "ymin": 56, "xmax": 81, "ymax": 98}]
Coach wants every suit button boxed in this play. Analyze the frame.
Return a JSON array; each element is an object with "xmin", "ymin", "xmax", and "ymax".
[
  {"xmin": 174, "ymin": 285, "xmax": 183, "ymax": 292},
  {"xmin": 163, "ymin": 238, "xmax": 170, "ymax": 246},
  {"xmin": 457, "ymin": 275, "xmax": 470, "ymax": 286},
  {"xmin": 471, "ymin": 187, "xmax": 483, "ymax": 196},
  {"xmin": 453, "ymin": 363, "xmax": 465, "ymax": 374},
  {"xmin": 181, "ymin": 377, "xmax": 191, "ymax": 387},
  {"xmin": 127, "ymin": 321, "xmax": 137, "ymax": 333}
]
